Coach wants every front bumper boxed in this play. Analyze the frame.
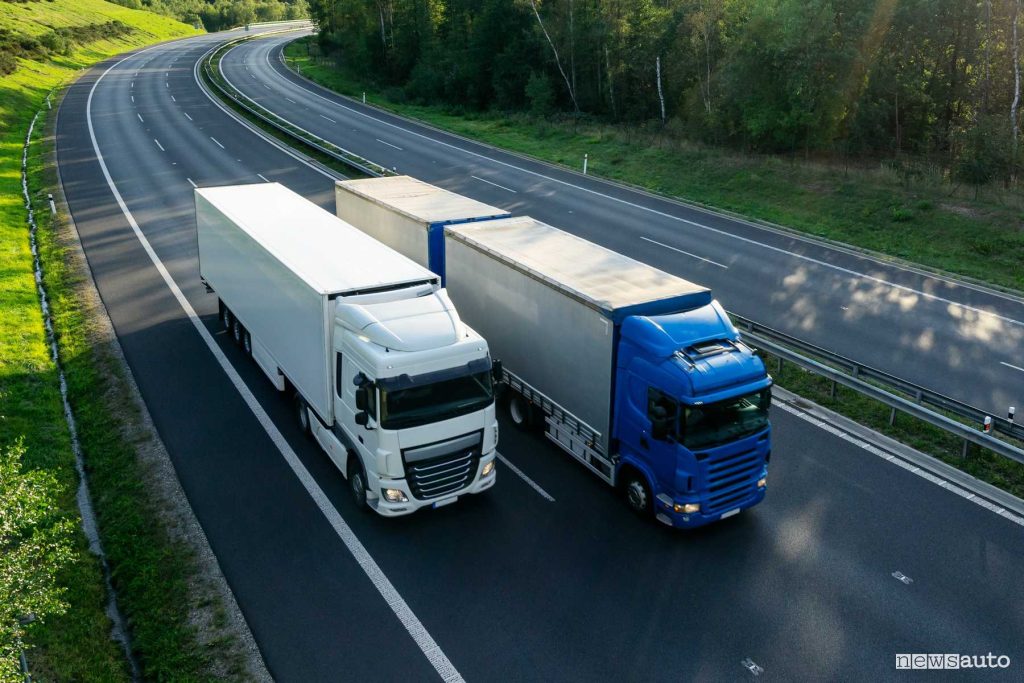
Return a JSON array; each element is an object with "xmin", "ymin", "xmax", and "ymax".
[
  {"xmin": 656, "ymin": 485, "xmax": 766, "ymax": 529},
  {"xmin": 368, "ymin": 452, "xmax": 497, "ymax": 517}
]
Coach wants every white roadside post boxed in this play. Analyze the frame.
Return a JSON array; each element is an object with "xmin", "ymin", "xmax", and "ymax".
[{"xmin": 583, "ymin": 153, "xmax": 588, "ymax": 175}]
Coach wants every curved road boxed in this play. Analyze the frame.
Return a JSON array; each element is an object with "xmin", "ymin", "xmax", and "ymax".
[
  {"xmin": 222, "ymin": 32, "xmax": 1024, "ymax": 418},
  {"xmin": 55, "ymin": 29, "xmax": 1024, "ymax": 681}
]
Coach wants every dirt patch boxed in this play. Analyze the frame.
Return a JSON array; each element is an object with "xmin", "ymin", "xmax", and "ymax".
[{"xmin": 940, "ymin": 202, "xmax": 983, "ymax": 219}]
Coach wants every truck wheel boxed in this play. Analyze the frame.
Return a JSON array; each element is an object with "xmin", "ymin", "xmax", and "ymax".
[
  {"xmin": 232, "ymin": 318, "xmax": 245, "ymax": 346},
  {"xmin": 623, "ymin": 472, "xmax": 652, "ymax": 516},
  {"xmin": 507, "ymin": 393, "xmax": 534, "ymax": 431},
  {"xmin": 347, "ymin": 459, "xmax": 368, "ymax": 510},
  {"xmin": 242, "ymin": 329, "xmax": 252, "ymax": 357},
  {"xmin": 220, "ymin": 302, "xmax": 232, "ymax": 330},
  {"xmin": 294, "ymin": 394, "xmax": 311, "ymax": 436}
]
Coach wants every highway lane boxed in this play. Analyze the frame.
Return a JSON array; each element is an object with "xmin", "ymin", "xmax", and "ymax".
[
  {"xmin": 222, "ymin": 33, "xmax": 1024, "ymax": 419},
  {"xmin": 56, "ymin": 29, "xmax": 1024, "ymax": 680}
]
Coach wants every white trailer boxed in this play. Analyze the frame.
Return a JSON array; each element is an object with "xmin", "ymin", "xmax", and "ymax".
[
  {"xmin": 335, "ymin": 176, "xmax": 509, "ymax": 279},
  {"xmin": 196, "ymin": 183, "xmax": 498, "ymax": 516}
]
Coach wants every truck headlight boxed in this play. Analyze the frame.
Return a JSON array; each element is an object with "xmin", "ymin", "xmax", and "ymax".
[
  {"xmin": 381, "ymin": 488, "xmax": 408, "ymax": 503},
  {"xmin": 481, "ymin": 459, "xmax": 496, "ymax": 477},
  {"xmin": 757, "ymin": 477, "xmax": 767, "ymax": 488},
  {"xmin": 674, "ymin": 502, "xmax": 700, "ymax": 514}
]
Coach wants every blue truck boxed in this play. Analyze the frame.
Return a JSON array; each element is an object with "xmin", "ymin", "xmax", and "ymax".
[{"xmin": 336, "ymin": 177, "xmax": 772, "ymax": 528}]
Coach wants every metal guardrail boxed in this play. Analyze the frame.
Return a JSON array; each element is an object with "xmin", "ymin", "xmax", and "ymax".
[
  {"xmin": 732, "ymin": 314, "xmax": 1024, "ymax": 465},
  {"xmin": 202, "ymin": 32, "xmax": 1023, "ymax": 469},
  {"xmin": 201, "ymin": 37, "xmax": 391, "ymax": 179}
]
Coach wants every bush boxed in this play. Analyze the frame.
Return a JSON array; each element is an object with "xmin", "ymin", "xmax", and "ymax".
[
  {"xmin": 0, "ymin": 441, "xmax": 76, "ymax": 682},
  {"xmin": 525, "ymin": 71, "xmax": 555, "ymax": 118}
]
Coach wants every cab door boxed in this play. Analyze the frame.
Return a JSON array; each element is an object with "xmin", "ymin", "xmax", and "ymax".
[
  {"xmin": 645, "ymin": 387, "xmax": 680, "ymax": 495},
  {"xmin": 335, "ymin": 349, "xmax": 379, "ymax": 463}
]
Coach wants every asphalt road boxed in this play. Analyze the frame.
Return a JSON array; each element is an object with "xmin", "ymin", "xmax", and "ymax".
[
  {"xmin": 55, "ymin": 28, "xmax": 1024, "ymax": 681},
  {"xmin": 219, "ymin": 32, "xmax": 1024, "ymax": 419}
]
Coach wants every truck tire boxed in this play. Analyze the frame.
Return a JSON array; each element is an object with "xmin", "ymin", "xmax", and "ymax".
[
  {"xmin": 231, "ymin": 318, "xmax": 245, "ymax": 346},
  {"xmin": 220, "ymin": 302, "xmax": 232, "ymax": 330},
  {"xmin": 507, "ymin": 393, "xmax": 535, "ymax": 431},
  {"xmin": 347, "ymin": 458, "xmax": 368, "ymax": 510},
  {"xmin": 242, "ymin": 329, "xmax": 252, "ymax": 357},
  {"xmin": 623, "ymin": 471, "xmax": 652, "ymax": 516},
  {"xmin": 294, "ymin": 394, "xmax": 311, "ymax": 436}
]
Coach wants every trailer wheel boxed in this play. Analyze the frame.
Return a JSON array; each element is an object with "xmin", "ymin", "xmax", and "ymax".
[
  {"xmin": 347, "ymin": 458, "xmax": 368, "ymax": 510},
  {"xmin": 242, "ymin": 329, "xmax": 252, "ymax": 357},
  {"xmin": 294, "ymin": 394, "xmax": 311, "ymax": 436},
  {"xmin": 232, "ymin": 318, "xmax": 245, "ymax": 346},
  {"xmin": 507, "ymin": 393, "xmax": 534, "ymax": 431},
  {"xmin": 622, "ymin": 471, "xmax": 652, "ymax": 516},
  {"xmin": 220, "ymin": 302, "xmax": 232, "ymax": 330}
]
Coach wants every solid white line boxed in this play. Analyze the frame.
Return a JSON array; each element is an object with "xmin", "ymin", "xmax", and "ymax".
[
  {"xmin": 774, "ymin": 401, "xmax": 1024, "ymax": 527},
  {"xmin": 210, "ymin": 136, "xmax": 225, "ymax": 149},
  {"xmin": 153, "ymin": 138, "xmax": 164, "ymax": 152},
  {"xmin": 641, "ymin": 236, "xmax": 728, "ymax": 269},
  {"xmin": 496, "ymin": 453, "xmax": 555, "ymax": 502},
  {"xmin": 137, "ymin": 113, "xmax": 144, "ymax": 123},
  {"xmin": 183, "ymin": 112, "xmax": 193, "ymax": 121},
  {"xmin": 375, "ymin": 138, "xmax": 403, "ymax": 150},
  {"xmin": 186, "ymin": 177, "xmax": 197, "ymax": 188},
  {"xmin": 256, "ymin": 173, "xmax": 269, "ymax": 182},
  {"xmin": 1000, "ymin": 361, "xmax": 1024, "ymax": 373},
  {"xmin": 320, "ymin": 114, "xmax": 336, "ymax": 123},
  {"xmin": 263, "ymin": 43, "xmax": 1024, "ymax": 329},
  {"xmin": 90, "ymin": 46, "xmax": 465, "ymax": 683},
  {"xmin": 471, "ymin": 175, "xmax": 517, "ymax": 193}
]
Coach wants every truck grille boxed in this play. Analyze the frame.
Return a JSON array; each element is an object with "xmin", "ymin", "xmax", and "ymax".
[
  {"xmin": 703, "ymin": 447, "xmax": 763, "ymax": 514},
  {"xmin": 403, "ymin": 432, "xmax": 482, "ymax": 501}
]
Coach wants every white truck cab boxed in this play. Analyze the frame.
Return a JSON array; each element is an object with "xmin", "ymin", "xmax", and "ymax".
[{"xmin": 323, "ymin": 289, "xmax": 498, "ymax": 514}]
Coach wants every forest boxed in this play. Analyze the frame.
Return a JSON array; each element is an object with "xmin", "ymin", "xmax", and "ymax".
[{"xmin": 306, "ymin": 0, "xmax": 1023, "ymax": 186}]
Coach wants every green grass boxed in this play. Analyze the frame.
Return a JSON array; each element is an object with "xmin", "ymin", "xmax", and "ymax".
[
  {"xmin": 1, "ymin": 0, "xmax": 203, "ymax": 678},
  {"xmin": 285, "ymin": 38, "xmax": 1024, "ymax": 293}
]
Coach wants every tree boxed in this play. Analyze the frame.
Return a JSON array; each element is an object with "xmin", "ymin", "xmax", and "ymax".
[{"xmin": 0, "ymin": 440, "xmax": 76, "ymax": 682}]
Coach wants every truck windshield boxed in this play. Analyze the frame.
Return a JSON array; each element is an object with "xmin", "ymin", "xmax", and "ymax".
[
  {"xmin": 680, "ymin": 388, "xmax": 770, "ymax": 451},
  {"xmin": 379, "ymin": 371, "xmax": 493, "ymax": 429}
]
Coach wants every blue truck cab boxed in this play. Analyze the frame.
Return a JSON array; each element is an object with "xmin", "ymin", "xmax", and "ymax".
[{"xmin": 615, "ymin": 302, "xmax": 771, "ymax": 528}]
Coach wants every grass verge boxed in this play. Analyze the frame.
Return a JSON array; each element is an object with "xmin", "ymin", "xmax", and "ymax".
[
  {"xmin": 284, "ymin": 37, "xmax": 1024, "ymax": 293},
  {"xmin": 0, "ymin": 1, "xmax": 255, "ymax": 678}
]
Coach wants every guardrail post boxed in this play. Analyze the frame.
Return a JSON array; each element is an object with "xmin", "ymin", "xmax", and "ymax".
[
  {"xmin": 961, "ymin": 439, "xmax": 970, "ymax": 459},
  {"xmin": 889, "ymin": 407, "xmax": 897, "ymax": 427},
  {"xmin": 830, "ymin": 379, "xmax": 837, "ymax": 400}
]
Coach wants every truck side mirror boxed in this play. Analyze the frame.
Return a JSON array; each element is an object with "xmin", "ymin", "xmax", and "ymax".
[
  {"xmin": 353, "ymin": 371, "xmax": 368, "ymax": 387},
  {"xmin": 491, "ymin": 359, "xmax": 503, "ymax": 384},
  {"xmin": 355, "ymin": 386, "xmax": 369, "ymax": 411},
  {"xmin": 355, "ymin": 412, "xmax": 369, "ymax": 427}
]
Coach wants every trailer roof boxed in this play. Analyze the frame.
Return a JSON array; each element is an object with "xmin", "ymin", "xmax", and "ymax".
[
  {"xmin": 446, "ymin": 217, "xmax": 712, "ymax": 319},
  {"xmin": 196, "ymin": 183, "xmax": 437, "ymax": 296},
  {"xmin": 337, "ymin": 176, "xmax": 510, "ymax": 226}
]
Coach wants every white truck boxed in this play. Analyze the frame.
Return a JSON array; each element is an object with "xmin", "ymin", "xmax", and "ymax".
[{"xmin": 195, "ymin": 183, "xmax": 498, "ymax": 516}]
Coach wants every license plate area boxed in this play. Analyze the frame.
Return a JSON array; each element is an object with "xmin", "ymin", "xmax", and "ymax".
[
  {"xmin": 720, "ymin": 508, "xmax": 740, "ymax": 520},
  {"xmin": 432, "ymin": 496, "xmax": 458, "ymax": 509}
]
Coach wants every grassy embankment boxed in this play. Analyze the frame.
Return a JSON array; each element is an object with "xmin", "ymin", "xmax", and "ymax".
[
  {"xmin": 284, "ymin": 37, "xmax": 1024, "ymax": 293},
  {"xmin": 0, "ymin": 1, "xmax": 240, "ymax": 679},
  {"xmin": 279, "ymin": 38, "xmax": 1024, "ymax": 499}
]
